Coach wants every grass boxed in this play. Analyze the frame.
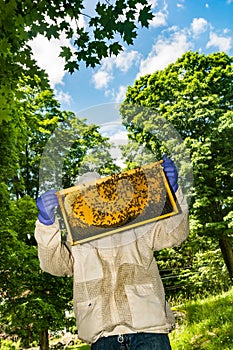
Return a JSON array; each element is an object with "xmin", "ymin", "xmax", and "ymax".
[
  {"xmin": 2, "ymin": 289, "xmax": 232, "ymax": 349},
  {"xmin": 68, "ymin": 288, "xmax": 233, "ymax": 350},
  {"xmin": 169, "ymin": 288, "xmax": 233, "ymax": 349},
  {"xmin": 67, "ymin": 345, "xmax": 90, "ymax": 350}
]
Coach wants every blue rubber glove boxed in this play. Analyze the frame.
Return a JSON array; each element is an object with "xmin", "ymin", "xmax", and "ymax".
[
  {"xmin": 162, "ymin": 154, "xmax": 178, "ymax": 192},
  {"xmin": 36, "ymin": 189, "xmax": 59, "ymax": 225}
]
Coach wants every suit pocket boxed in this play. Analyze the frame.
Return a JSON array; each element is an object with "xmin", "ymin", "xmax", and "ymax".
[
  {"xmin": 75, "ymin": 296, "xmax": 102, "ymax": 342},
  {"xmin": 125, "ymin": 284, "xmax": 166, "ymax": 329}
]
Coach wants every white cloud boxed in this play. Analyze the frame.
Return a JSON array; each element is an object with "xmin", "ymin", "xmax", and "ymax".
[
  {"xmin": 114, "ymin": 50, "xmax": 141, "ymax": 72},
  {"xmin": 29, "ymin": 34, "xmax": 69, "ymax": 87},
  {"xmin": 149, "ymin": 10, "xmax": 167, "ymax": 27},
  {"xmin": 148, "ymin": 0, "xmax": 159, "ymax": 8},
  {"xmin": 100, "ymin": 124, "xmax": 128, "ymax": 168},
  {"xmin": 92, "ymin": 70, "xmax": 113, "ymax": 89},
  {"xmin": 177, "ymin": 3, "xmax": 184, "ymax": 9},
  {"xmin": 29, "ymin": 15, "xmax": 84, "ymax": 87},
  {"xmin": 45, "ymin": 13, "xmax": 85, "ymax": 31},
  {"xmin": 191, "ymin": 18, "xmax": 208, "ymax": 36},
  {"xmin": 55, "ymin": 90, "xmax": 72, "ymax": 106},
  {"xmin": 101, "ymin": 49, "xmax": 141, "ymax": 73},
  {"xmin": 109, "ymin": 130, "xmax": 128, "ymax": 145},
  {"xmin": 92, "ymin": 49, "xmax": 141, "ymax": 90},
  {"xmin": 70, "ymin": 14, "xmax": 85, "ymax": 31},
  {"xmin": 115, "ymin": 86, "xmax": 128, "ymax": 103},
  {"xmin": 149, "ymin": 1, "xmax": 168, "ymax": 28},
  {"xmin": 206, "ymin": 32, "xmax": 232, "ymax": 51},
  {"xmin": 137, "ymin": 29, "xmax": 193, "ymax": 78},
  {"xmin": 104, "ymin": 85, "xmax": 127, "ymax": 102}
]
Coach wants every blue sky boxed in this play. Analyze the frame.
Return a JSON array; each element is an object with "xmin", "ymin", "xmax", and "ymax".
[{"xmin": 30, "ymin": 0, "xmax": 233, "ymax": 123}]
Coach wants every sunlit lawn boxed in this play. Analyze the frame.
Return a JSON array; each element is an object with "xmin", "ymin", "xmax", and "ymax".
[
  {"xmin": 1, "ymin": 289, "xmax": 232, "ymax": 349},
  {"xmin": 69, "ymin": 288, "xmax": 233, "ymax": 350},
  {"xmin": 169, "ymin": 288, "xmax": 233, "ymax": 349}
]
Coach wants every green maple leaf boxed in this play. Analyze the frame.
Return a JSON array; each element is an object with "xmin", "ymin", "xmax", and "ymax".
[
  {"xmin": 138, "ymin": 6, "xmax": 154, "ymax": 27},
  {"xmin": 64, "ymin": 60, "xmax": 79, "ymax": 73},
  {"xmin": 60, "ymin": 46, "xmax": 73, "ymax": 60},
  {"xmin": 48, "ymin": 25, "xmax": 61, "ymax": 40},
  {"xmin": 109, "ymin": 42, "xmax": 122, "ymax": 56},
  {"xmin": 118, "ymin": 21, "xmax": 137, "ymax": 45},
  {"xmin": 95, "ymin": 2, "xmax": 107, "ymax": 15}
]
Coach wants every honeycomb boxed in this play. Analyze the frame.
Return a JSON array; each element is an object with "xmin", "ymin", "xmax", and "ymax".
[{"xmin": 57, "ymin": 161, "xmax": 178, "ymax": 244}]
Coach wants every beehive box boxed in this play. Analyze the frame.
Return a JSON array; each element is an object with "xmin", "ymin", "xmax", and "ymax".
[{"xmin": 57, "ymin": 161, "xmax": 180, "ymax": 245}]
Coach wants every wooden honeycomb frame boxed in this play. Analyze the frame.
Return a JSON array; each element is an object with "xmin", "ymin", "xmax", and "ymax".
[{"xmin": 57, "ymin": 161, "xmax": 180, "ymax": 245}]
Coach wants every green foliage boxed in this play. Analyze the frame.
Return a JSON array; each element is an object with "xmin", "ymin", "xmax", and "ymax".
[
  {"xmin": 13, "ymin": 82, "xmax": 62, "ymax": 198},
  {"xmin": 0, "ymin": 195, "xmax": 73, "ymax": 347},
  {"xmin": 156, "ymin": 230, "xmax": 230, "ymax": 303},
  {"xmin": 38, "ymin": 114, "xmax": 121, "ymax": 191},
  {"xmin": 120, "ymin": 51, "xmax": 233, "ymax": 283},
  {"xmin": 0, "ymin": 75, "xmax": 121, "ymax": 347},
  {"xmin": 68, "ymin": 345, "xmax": 90, "ymax": 350},
  {"xmin": 170, "ymin": 288, "xmax": 233, "ymax": 349},
  {"xmin": 78, "ymin": 139, "xmax": 121, "ymax": 178},
  {"xmin": 2, "ymin": 289, "xmax": 233, "ymax": 349},
  {"xmin": 0, "ymin": 0, "xmax": 154, "ymax": 122},
  {"xmin": 1, "ymin": 76, "xmax": 119, "ymax": 198},
  {"xmin": 120, "ymin": 139, "xmax": 159, "ymax": 170},
  {"xmin": 0, "ymin": 339, "xmax": 21, "ymax": 350}
]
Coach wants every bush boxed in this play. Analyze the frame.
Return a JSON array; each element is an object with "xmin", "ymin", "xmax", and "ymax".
[{"xmin": 0, "ymin": 339, "xmax": 21, "ymax": 350}]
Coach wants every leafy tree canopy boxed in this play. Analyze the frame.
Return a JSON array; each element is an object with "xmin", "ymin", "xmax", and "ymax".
[
  {"xmin": 0, "ymin": 0, "xmax": 153, "ymax": 122},
  {"xmin": 0, "ymin": 75, "xmax": 121, "ymax": 348},
  {"xmin": 120, "ymin": 51, "xmax": 233, "ymax": 281},
  {"xmin": 120, "ymin": 51, "xmax": 233, "ymax": 227}
]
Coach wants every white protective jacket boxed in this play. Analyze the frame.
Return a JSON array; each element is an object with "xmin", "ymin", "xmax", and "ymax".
[{"xmin": 35, "ymin": 188, "xmax": 189, "ymax": 344}]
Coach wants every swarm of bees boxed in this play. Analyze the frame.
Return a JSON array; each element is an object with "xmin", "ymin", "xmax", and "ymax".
[
  {"xmin": 63, "ymin": 163, "xmax": 164, "ymax": 229},
  {"xmin": 56, "ymin": 161, "xmax": 178, "ymax": 244}
]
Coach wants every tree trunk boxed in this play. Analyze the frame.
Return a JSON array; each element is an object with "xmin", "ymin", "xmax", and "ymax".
[
  {"xmin": 39, "ymin": 329, "xmax": 49, "ymax": 350},
  {"xmin": 219, "ymin": 233, "xmax": 233, "ymax": 284}
]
